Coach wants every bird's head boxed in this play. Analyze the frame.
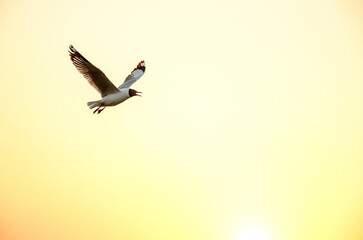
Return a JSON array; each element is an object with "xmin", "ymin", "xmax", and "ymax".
[{"xmin": 129, "ymin": 89, "xmax": 142, "ymax": 97}]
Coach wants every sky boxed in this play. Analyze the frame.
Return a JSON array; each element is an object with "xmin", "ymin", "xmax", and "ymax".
[{"xmin": 0, "ymin": 0, "xmax": 362, "ymax": 240}]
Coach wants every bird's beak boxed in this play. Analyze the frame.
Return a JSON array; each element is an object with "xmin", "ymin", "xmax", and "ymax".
[{"xmin": 136, "ymin": 91, "xmax": 142, "ymax": 97}]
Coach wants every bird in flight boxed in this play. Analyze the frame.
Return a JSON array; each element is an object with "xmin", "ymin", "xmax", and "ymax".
[{"xmin": 68, "ymin": 45, "xmax": 145, "ymax": 114}]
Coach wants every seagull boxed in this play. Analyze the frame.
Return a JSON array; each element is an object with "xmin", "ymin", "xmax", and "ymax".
[{"xmin": 68, "ymin": 45, "xmax": 145, "ymax": 114}]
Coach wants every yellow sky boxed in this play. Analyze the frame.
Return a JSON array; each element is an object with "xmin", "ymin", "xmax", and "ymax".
[{"xmin": 0, "ymin": 0, "xmax": 362, "ymax": 240}]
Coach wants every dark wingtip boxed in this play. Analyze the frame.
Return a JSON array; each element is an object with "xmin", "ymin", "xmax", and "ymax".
[
  {"xmin": 69, "ymin": 45, "xmax": 76, "ymax": 53},
  {"xmin": 132, "ymin": 60, "xmax": 146, "ymax": 72}
]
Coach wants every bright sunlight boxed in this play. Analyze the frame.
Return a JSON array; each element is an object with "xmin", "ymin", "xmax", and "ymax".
[{"xmin": 235, "ymin": 224, "xmax": 272, "ymax": 240}]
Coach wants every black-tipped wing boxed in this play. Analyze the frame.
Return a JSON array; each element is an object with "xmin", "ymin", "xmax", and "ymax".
[
  {"xmin": 118, "ymin": 61, "xmax": 145, "ymax": 89},
  {"xmin": 68, "ymin": 45, "xmax": 119, "ymax": 97}
]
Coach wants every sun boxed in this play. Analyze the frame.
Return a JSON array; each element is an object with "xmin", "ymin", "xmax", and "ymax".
[{"xmin": 235, "ymin": 224, "xmax": 272, "ymax": 240}]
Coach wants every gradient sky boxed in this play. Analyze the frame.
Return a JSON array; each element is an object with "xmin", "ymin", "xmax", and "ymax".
[{"xmin": 0, "ymin": 0, "xmax": 362, "ymax": 240}]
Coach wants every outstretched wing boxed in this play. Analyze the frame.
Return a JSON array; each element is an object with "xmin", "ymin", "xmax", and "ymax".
[
  {"xmin": 118, "ymin": 61, "xmax": 146, "ymax": 89},
  {"xmin": 68, "ymin": 45, "xmax": 119, "ymax": 97}
]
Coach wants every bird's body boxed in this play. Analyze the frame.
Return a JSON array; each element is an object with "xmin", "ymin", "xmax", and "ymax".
[
  {"xmin": 87, "ymin": 88, "xmax": 132, "ymax": 109},
  {"xmin": 68, "ymin": 45, "xmax": 145, "ymax": 114}
]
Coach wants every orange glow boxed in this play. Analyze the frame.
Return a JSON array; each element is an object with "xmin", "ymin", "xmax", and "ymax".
[{"xmin": 0, "ymin": 0, "xmax": 362, "ymax": 240}]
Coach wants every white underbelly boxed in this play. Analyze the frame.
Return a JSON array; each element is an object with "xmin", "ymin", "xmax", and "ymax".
[{"xmin": 100, "ymin": 90, "xmax": 130, "ymax": 106}]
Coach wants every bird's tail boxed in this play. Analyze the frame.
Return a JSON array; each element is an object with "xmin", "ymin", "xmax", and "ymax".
[{"xmin": 87, "ymin": 101, "xmax": 100, "ymax": 109}]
